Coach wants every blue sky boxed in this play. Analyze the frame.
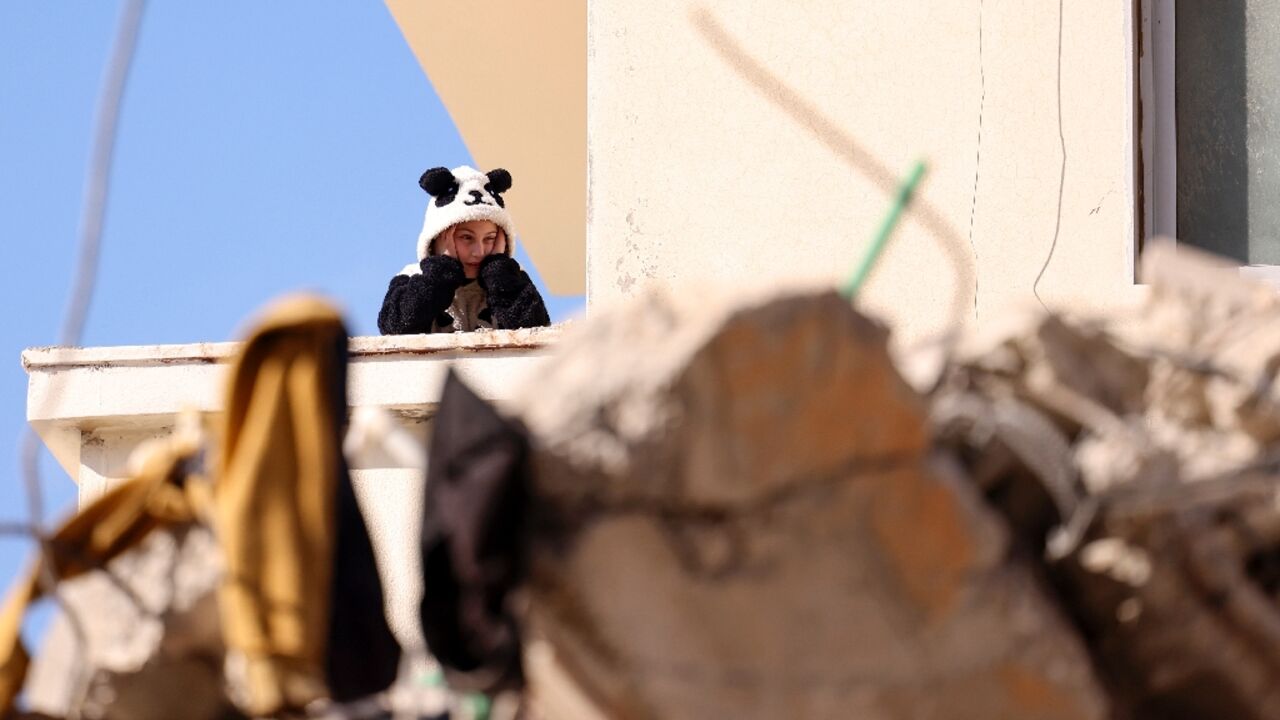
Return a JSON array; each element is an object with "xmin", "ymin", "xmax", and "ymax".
[{"xmin": 0, "ymin": 2, "xmax": 582, "ymax": 636}]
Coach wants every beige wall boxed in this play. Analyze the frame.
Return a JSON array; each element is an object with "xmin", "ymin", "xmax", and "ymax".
[{"xmin": 587, "ymin": 1, "xmax": 1143, "ymax": 342}]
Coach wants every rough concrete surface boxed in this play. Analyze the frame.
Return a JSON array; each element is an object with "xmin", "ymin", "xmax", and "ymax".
[{"xmin": 510, "ymin": 286, "xmax": 1106, "ymax": 720}]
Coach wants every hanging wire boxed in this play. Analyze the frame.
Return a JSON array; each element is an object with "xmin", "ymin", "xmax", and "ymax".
[
  {"xmin": 12, "ymin": 1, "xmax": 148, "ymax": 712},
  {"xmin": 1032, "ymin": 0, "xmax": 1068, "ymax": 308},
  {"xmin": 0, "ymin": 524, "xmax": 37, "ymax": 538},
  {"xmin": 19, "ymin": 0, "xmax": 146, "ymax": 551}
]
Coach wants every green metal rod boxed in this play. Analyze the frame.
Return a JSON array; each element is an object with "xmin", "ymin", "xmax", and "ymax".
[{"xmin": 841, "ymin": 160, "xmax": 929, "ymax": 299}]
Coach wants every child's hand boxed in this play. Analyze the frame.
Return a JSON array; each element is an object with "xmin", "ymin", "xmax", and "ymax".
[
  {"xmin": 492, "ymin": 229, "xmax": 508, "ymax": 256},
  {"xmin": 438, "ymin": 228, "xmax": 458, "ymax": 259}
]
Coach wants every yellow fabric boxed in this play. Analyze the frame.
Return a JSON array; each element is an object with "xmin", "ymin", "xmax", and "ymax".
[
  {"xmin": 214, "ymin": 295, "xmax": 348, "ymax": 716},
  {"xmin": 0, "ymin": 295, "xmax": 350, "ymax": 718},
  {"xmin": 0, "ymin": 440, "xmax": 203, "ymax": 715}
]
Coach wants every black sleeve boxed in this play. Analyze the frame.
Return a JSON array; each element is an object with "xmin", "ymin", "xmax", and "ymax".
[
  {"xmin": 377, "ymin": 256, "xmax": 465, "ymax": 335},
  {"xmin": 477, "ymin": 255, "xmax": 552, "ymax": 330}
]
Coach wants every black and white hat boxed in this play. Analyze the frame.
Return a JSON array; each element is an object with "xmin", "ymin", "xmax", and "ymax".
[{"xmin": 416, "ymin": 165, "xmax": 516, "ymax": 261}]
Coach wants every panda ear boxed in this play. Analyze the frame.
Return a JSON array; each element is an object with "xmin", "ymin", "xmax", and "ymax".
[
  {"xmin": 419, "ymin": 167, "xmax": 458, "ymax": 196},
  {"xmin": 485, "ymin": 168, "xmax": 513, "ymax": 194}
]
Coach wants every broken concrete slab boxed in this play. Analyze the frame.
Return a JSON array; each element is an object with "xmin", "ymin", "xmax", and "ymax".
[
  {"xmin": 23, "ymin": 525, "xmax": 236, "ymax": 720},
  {"xmin": 932, "ymin": 243, "xmax": 1280, "ymax": 719},
  {"xmin": 507, "ymin": 287, "xmax": 1107, "ymax": 720}
]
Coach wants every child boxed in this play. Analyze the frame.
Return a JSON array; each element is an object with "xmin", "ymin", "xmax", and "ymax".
[{"xmin": 378, "ymin": 166, "xmax": 551, "ymax": 334}]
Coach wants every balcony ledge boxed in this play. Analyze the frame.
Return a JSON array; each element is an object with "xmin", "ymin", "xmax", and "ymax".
[{"xmin": 23, "ymin": 326, "xmax": 563, "ymax": 484}]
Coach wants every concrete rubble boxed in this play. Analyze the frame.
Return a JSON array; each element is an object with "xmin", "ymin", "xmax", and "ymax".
[
  {"xmin": 507, "ymin": 286, "xmax": 1105, "ymax": 719},
  {"xmin": 17, "ymin": 246, "xmax": 1280, "ymax": 719},
  {"xmin": 930, "ymin": 244, "xmax": 1280, "ymax": 719},
  {"xmin": 18, "ymin": 527, "xmax": 493, "ymax": 720},
  {"xmin": 503, "ymin": 245, "xmax": 1280, "ymax": 719},
  {"xmin": 23, "ymin": 525, "xmax": 233, "ymax": 720}
]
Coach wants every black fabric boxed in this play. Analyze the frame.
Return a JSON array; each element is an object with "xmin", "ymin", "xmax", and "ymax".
[
  {"xmin": 323, "ymin": 329, "xmax": 402, "ymax": 701},
  {"xmin": 420, "ymin": 166, "xmax": 460, "ymax": 206},
  {"xmin": 485, "ymin": 168, "xmax": 512, "ymax": 194},
  {"xmin": 477, "ymin": 255, "xmax": 551, "ymax": 330},
  {"xmin": 378, "ymin": 256, "xmax": 466, "ymax": 335},
  {"xmin": 420, "ymin": 370, "xmax": 530, "ymax": 693},
  {"xmin": 484, "ymin": 168, "xmax": 512, "ymax": 207},
  {"xmin": 326, "ymin": 457, "xmax": 402, "ymax": 701}
]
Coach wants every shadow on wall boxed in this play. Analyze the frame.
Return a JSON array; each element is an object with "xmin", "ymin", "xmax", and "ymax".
[{"xmin": 688, "ymin": 7, "xmax": 976, "ymax": 328}]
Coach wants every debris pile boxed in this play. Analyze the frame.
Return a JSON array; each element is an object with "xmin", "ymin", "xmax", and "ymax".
[
  {"xmin": 933, "ymin": 244, "xmax": 1280, "ymax": 719},
  {"xmin": 499, "ymin": 287, "xmax": 1106, "ymax": 719},
  {"xmin": 10, "ymin": 247, "xmax": 1280, "ymax": 719},
  {"xmin": 489, "ymin": 246, "xmax": 1280, "ymax": 718},
  {"xmin": 23, "ymin": 526, "xmax": 229, "ymax": 720}
]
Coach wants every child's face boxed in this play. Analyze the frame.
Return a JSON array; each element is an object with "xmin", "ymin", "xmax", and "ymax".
[{"xmin": 443, "ymin": 220, "xmax": 503, "ymax": 278}]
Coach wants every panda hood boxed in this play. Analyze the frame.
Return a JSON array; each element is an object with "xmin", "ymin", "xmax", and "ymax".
[{"xmin": 416, "ymin": 165, "xmax": 517, "ymax": 262}]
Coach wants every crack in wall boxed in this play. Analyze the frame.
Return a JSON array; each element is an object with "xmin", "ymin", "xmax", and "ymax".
[{"xmin": 968, "ymin": 0, "xmax": 986, "ymax": 322}]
